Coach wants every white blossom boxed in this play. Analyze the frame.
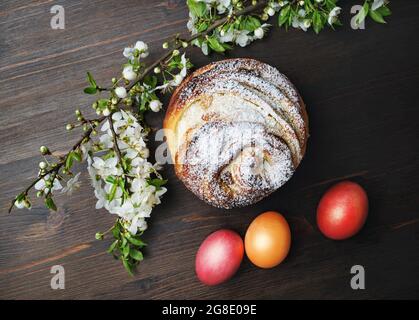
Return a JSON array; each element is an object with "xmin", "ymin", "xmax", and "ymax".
[
  {"xmin": 187, "ymin": 11, "xmax": 198, "ymax": 35},
  {"xmin": 254, "ymin": 24, "xmax": 270, "ymax": 40},
  {"xmin": 103, "ymin": 108, "xmax": 111, "ymax": 116},
  {"xmin": 201, "ymin": 41, "xmax": 209, "ymax": 55},
  {"xmin": 372, "ymin": 0, "xmax": 385, "ymax": 11},
  {"xmin": 123, "ymin": 41, "xmax": 149, "ymax": 61},
  {"xmin": 219, "ymin": 29, "xmax": 235, "ymax": 43},
  {"xmin": 61, "ymin": 172, "xmax": 81, "ymax": 195},
  {"xmin": 14, "ymin": 199, "xmax": 26, "ymax": 209},
  {"xmin": 122, "ymin": 65, "xmax": 137, "ymax": 81},
  {"xmin": 235, "ymin": 30, "xmax": 252, "ymax": 47},
  {"xmin": 87, "ymin": 109, "xmax": 167, "ymax": 235},
  {"xmin": 80, "ymin": 140, "xmax": 92, "ymax": 160},
  {"xmin": 215, "ymin": 0, "xmax": 231, "ymax": 14},
  {"xmin": 35, "ymin": 174, "xmax": 62, "ymax": 194},
  {"xmin": 115, "ymin": 86, "xmax": 127, "ymax": 99},
  {"xmin": 180, "ymin": 53, "xmax": 188, "ymax": 77},
  {"xmin": 149, "ymin": 99, "xmax": 162, "ymax": 112},
  {"xmin": 92, "ymin": 157, "xmax": 121, "ymax": 176},
  {"xmin": 328, "ymin": 6, "xmax": 341, "ymax": 26}
]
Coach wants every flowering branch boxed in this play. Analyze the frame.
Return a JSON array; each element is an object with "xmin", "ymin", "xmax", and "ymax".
[{"xmin": 8, "ymin": 116, "xmax": 104, "ymax": 213}]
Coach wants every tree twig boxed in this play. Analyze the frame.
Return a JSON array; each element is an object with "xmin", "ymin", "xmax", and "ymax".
[{"xmin": 8, "ymin": 116, "xmax": 105, "ymax": 213}]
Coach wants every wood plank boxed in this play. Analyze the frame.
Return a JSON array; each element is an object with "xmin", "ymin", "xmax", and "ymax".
[{"xmin": 0, "ymin": 0, "xmax": 418, "ymax": 299}]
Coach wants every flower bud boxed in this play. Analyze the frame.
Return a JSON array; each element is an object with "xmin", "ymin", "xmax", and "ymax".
[
  {"xmin": 24, "ymin": 199, "xmax": 31, "ymax": 209},
  {"xmin": 95, "ymin": 232, "xmax": 104, "ymax": 240},
  {"xmin": 115, "ymin": 87, "xmax": 127, "ymax": 99},
  {"xmin": 182, "ymin": 41, "xmax": 188, "ymax": 48},
  {"xmin": 172, "ymin": 49, "xmax": 180, "ymax": 56},
  {"xmin": 66, "ymin": 124, "xmax": 74, "ymax": 131},
  {"xmin": 103, "ymin": 108, "xmax": 111, "ymax": 116},
  {"xmin": 111, "ymin": 97, "xmax": 118, "ymax": 105},
  {"xmin": 122, "ymin": 65, "xmax": 137, "ymax": 81},
  {"xmin": 92, "ymin": 102, "xmax": 98, "ymax": 109},
  {"xmin": 141, "ymin": 148, "xmax": 150, "ymax": 159},
  {"xmin": 124, "ymin": 98, "xmax": 133, "ymax": 106},
  {"xmin": 75, "ymin": 109, "xmax": 81, "ymax": 116},
  {"xmin": 36, "ymin": 190, "xmax": 44, "ymax": 198},
  {"xmin": 40, "ymin": 146, "xmax": 49, "ymax": 155},
  {"xmin": 254, "ymin": 27, "xmax": 264, "ymax": 39},
  {"xmin": 149, "ymin": 100, "xmax": 162, "ymax": 112},
  {"xmin": 112, "ymin": 77, "xmax": 117, "ymax": 84},
  {"xmin": 39, "ymin": 161, "xmax": 47, "ymax": 169},
  {"xmin": 154, "ymin": 67, "xmax": 161, "ymax": 74},
  {"xmin": 162, "ymin": 42, "xmax": 169, "ymax": 49}
]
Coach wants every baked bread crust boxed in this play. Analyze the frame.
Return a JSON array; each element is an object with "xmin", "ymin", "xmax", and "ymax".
[{"xmin": 164, "ymin": 58, "xmax": 309, "ymax": 209}]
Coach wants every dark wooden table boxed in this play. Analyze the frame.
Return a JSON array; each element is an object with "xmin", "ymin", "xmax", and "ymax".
[{"xmin": 1, "ymin": 0, "xmax": 419, "ymax": 300}]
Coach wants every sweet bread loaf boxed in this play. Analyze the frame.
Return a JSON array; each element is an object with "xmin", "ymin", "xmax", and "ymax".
[{"xmin": 163, "ymin": 58, "xmax": 309, "ymax": 209}]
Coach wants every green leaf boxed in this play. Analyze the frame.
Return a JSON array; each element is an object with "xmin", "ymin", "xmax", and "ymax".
[
  {"xmin": 196, "ymin": 22, "xmax": 209, "ymax": 33},
  {"xmin": 65, "ymin": 151, "xmax": 74, "ymax": 170},
  {"xmin": 86, "ymin": 71, "xmax": 97, "ymax": 88},
  {"xmin": 241, "ymin": 16, "xmax": 261, "ymax": 31},
  {"xmin": 72, "ymin": 151, "xmax": 82, "ymax": 162},
  {"xmin": 121, "ymin": 236, "xmax": 127, "ymax": 248},
  {"xmin": 122, "ymin": 258, "xmax": 134, "ymax": 276},
  {"xmin": 187, "ymin": 0, "xmax": 206, "ymax": 18},
  {"xmin": 112, "ymin": 223, "xmax": 121, "ymax": 239},
  {"xmin": 376, "ymin": 6, "xmax": 391, "ymax": 17},
  {"xmin": 105, "ymin": 176, "xmax": 116, "ymax": 184},
  {"xmin": 127, "ymin": 236, "xmax": 147, "ymax": 247},
  {"xmin": 312, "ymin": 11, "xmax": 325, "ymax": 34},
  {"xmin": 45, "ymin": 196, "xmax": 57, "ymax": 211},
  {"xmin": 369, "ymin": 9, "xmax": 386, "ymax": 24},
  {"xmin": 129, "ymin": 248, "xmax": 144, "ymax": 261},
  {"xmin": 97, "ymin": 99, "xmax": 109, "ymax": 110},
  {"xmin": 15, "ymin": 193, "xmax": 25, "ymax": 202},
  {"xmin": 83, "ymin": 87, "xmax": 97, "ymax": 94},
  {"xmin": 146, "ymin": 178, "xmax": 167, "ymax": 189},
  {"xmin": 107, "ymin": 240, "xmax": 118, "ymax": 253},
  {"xmin": 278, "ymin": 5, "xmax": 291, "ymax": 27},
  {"xmin": 143, "ymin": 75, "xmax": 158, "ymax": 88},
  {"xmin": 354, "ymin": 2, "xmax": 370, "ymax": 27},
  {"xmin": 108, "ymin": 181, "xmax": 118, "ymax": 201},
  {"xmin": 122, "ymin": 243, "xmax": 130, "ymax": 258},
  {"xmin": 207, "ymin": 36, "xmax": 225, "ymax": 53}
]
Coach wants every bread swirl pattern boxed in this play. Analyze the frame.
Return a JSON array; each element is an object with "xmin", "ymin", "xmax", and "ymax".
[{"xmin": 164, "ymin": 58, "xmax": 309, "ymax": 209}]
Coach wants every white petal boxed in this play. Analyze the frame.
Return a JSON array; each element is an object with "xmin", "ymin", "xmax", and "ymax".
[
  {"xmin": 115, "ymin": 87, "xmax": 127, "ymax": 99},
  {"xmin": 105, "ymin": 157, "xmax": 118, "ymax": 168},
  {"xmin": 123, "ymin": 47, "xmax": 133, "ymax": 58},
  {"xmin": 34, "ymin": 179, "xmax": 46, "ymax": 190}
]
